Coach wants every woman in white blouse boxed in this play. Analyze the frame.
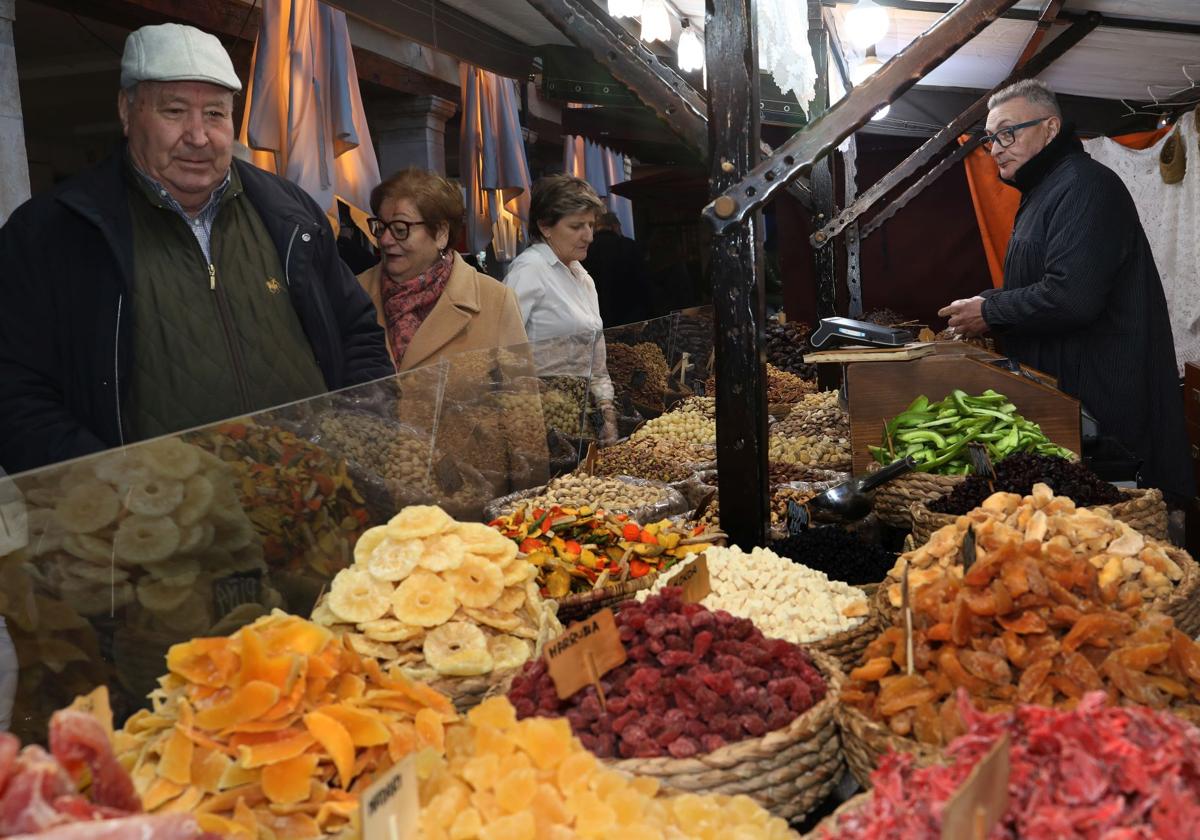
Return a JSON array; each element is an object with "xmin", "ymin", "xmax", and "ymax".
[{"xmin": 505, "ymin": 175, "xmax": 618, "ymax": 444}]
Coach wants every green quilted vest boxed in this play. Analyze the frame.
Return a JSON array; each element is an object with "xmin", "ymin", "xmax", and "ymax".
[{"xmin": 125, "ymin": 164, "xmax": 327, "ymax": 440}]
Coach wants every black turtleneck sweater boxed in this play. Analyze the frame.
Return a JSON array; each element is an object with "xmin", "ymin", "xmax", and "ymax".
[{"xmin": 980, "ymin": 127, "xmax": 1194, "ymax": 500}]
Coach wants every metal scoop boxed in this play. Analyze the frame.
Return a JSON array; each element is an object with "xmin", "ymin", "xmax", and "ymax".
[{"xmin": 808, "ymin": 455, "xmax": 918, "ymax": 522}]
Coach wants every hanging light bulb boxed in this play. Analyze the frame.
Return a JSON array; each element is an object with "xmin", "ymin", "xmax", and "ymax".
[
  {"xmin": 850, "ymin": 54, "xmax": 890, "ymax": 121},
  {"xmin": 846, "ymin": 0, "xmax": 890, "ymax": 51},
  {"xmin": 640, "ymin": 0, "xmax": 672, "ymax": 43},
  {"xmin": 677, "ymin": 19, "xmax": 704, "ymax": 73},
  {"xmin": 607, "ymin": 0, "xmax": 639, "ymax": 18}
]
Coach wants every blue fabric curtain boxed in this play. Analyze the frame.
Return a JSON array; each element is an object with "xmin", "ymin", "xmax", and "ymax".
[{"xmin": 563, "ymin": 135, "xmax": 635, "ymax": 239}]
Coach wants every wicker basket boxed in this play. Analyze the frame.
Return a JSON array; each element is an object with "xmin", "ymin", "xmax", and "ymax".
[
  {"xmin": 870, "ymin": 470, "xmax": 965, "ymax": 529},
  {"xmin": 910, "ymin": 487, "xmax": 1169, "ymax": 546},
  {"xmin": 801, "ymin": 791, "xmax": 872, "ymax": 838},
  {"xmin": 810, "ymin": 608, "xmax": 879, "ymax": 674},
  {"xmin": 835, "ymin": 702, "xmax": 943, "ymax": 789},
  {"xmin": 554, "ymin": 573, "xmax": 663, "ymax": 624},
  {"xmin": 603, "ymin": 650, "xmax": 846, "ymax": 824}
]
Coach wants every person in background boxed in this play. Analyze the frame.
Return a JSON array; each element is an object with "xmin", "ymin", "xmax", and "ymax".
[
  {"xmin": 357, "ymin": 168, "xmax": 527, "ymax": 371},
  {"xmin": 0, "ymin": 23, "xmax": 392, "ymax": 475},
  {"xmin": 938, "ymin": 79, "xmax": 1193, "ymax": 501},
  {"xmin": 505, "ymin": 175, "xmax": 618, "ymax": 444},
  {"xmin": 582, "ymin": 211, "xmax": 646, "ymax": 327}
]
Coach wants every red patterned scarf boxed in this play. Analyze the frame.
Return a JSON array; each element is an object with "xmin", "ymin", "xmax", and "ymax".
[{"xmin": 380, "ymin": 250, "xmax": 455, "ymax": 366}]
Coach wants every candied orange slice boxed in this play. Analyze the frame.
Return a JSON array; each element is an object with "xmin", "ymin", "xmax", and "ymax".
[
  {"xmin": 849, "ymin": 657, "xmax": 893, "ymax": 682},
  {"xmin": 260, "ymin": 616, "xmax": 332, "ymax": 657},
  {"xmin": 304, "ymin": 711, "xmax": 355, "ymax": 788},
  {"xmin": 194, "ymin": 680, "xmax": 281, "ymax": 731},
  {"xmin": 160, "ymin": 785, "xmax": 205, "ymax": 814},
  {"xmin": 315, "ymin": 798, "xmax": 358, "ymax": 827},
  {"xmin": 191, "ymin": 748, "xmax": 233, "ymax": 793},
  {"xmin": 237, "ymin": 627, "xmax": 301, "ymax": 690},
  {"xmin": 387, "ymin": 721, "xmax": 418, "ymax": 762},
  {"xmin": 144, "ymin": 777, "xmax": 186, "ymax": 811},
  {"xmin": 158, "ymin": 727, "xmax": 195, "ymax": 785},
  {"xmin": 334, "ymin": 673, "xmax": 365, "ymax": 700},
  {"xmin": 195, "ymin": 813, "xmax": 252, "ymax": 838},
  {"xmin": 415, "ymin": 707, "xmax": 446, "ymax": 752},
  {"xmin": 168, "ymin": 637, "xmax": 239, "ymax": 688},
  {"xmin": 198, "ymin": 782, "xmax": 266, "ymax": 814},
  {"xmin": 315, "ymin": 705, "xmax": 390, "ymax": 747},
  {"xmin": 257, "ymin": 809, "xmax": 323, "ymax": 839},
  {"xmin": 237, "ymin": 731, "xmax": 316, "ymax": 769},
  {"xmin": 261, "ymin": 753, "xmax": 320, "ymax": 805}
]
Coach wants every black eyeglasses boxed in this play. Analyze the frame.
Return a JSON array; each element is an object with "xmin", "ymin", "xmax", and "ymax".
[
  {"xmin": 980, "ymin": 117, "xmax": 1050, "ymax": 150},
  {"xmin": 366, "ymin": 217, "xmax": 430, "ymax": 241}
]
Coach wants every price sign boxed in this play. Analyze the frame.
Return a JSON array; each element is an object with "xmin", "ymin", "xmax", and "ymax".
[
  {"xmin": 941, "ymin": 734, "xmax": 1011, "ymax": 840},
  {"xmin": 213, "ymin": 571, "xmax": 262, "ymax": 618},
  {"xmin": 544, "ymin": 608, "xmax": 627, "ymax": 702},
  {"xmin": 361, "ymin": 754, "xmax": 419, "ymax": 840},
  {"xmin": 960, "ymin": 525, "xmax": 978, "ymax": 573},
  {"xmin": 666, "ymin": 554, "xmax": 711, "ymax": 604}
]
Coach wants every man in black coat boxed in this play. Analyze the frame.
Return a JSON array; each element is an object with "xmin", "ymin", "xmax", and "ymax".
[
  {"xmin": 582, "ymin": 212, "xmax": 647, "ymax": 326},
  {"xmin": 940, "ymin": 80, "xmax": 1193, "ymax": 501},
  {"xmin": 0, "ymin": 24, "xmax": 392, "ymax": 475}
]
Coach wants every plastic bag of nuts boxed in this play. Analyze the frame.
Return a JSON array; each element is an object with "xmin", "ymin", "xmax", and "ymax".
[{"xmin": 483, "ymin": 474, "xmax": 688, "ymax": 523}]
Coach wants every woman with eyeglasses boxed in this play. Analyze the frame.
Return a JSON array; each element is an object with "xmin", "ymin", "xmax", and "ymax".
[{"xmin": 358, "ymin": 168, "xmax": 528, "ymax": 371}]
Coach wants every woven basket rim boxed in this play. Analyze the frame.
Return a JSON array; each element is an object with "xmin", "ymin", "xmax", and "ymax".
[
  {"xmin": 800, "ymin": 790, "xmax": 873, "ymax": 839},
  {"xmin": 605, "ymin": 649, "xmax": 845, "ymax": 775},
  {"xmin": 835, "ymin": 700, "xmax": 944, "ymax": 771},
  {"xmin": 554, "ymin": 571, "xmax": 662, "ymax": 609}
]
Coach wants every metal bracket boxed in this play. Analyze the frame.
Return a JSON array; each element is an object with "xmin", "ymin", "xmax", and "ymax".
[
  {"xmin": 842, "ymin": 136, "xmax": 863, "ymax": 316},
  {"xmin": 702, "ymin": 0, "xmax": 1022, "ymax": 233},
  {"xmin": 810, "ymin": 9, "xmax": 1100, "ymax": 248}
]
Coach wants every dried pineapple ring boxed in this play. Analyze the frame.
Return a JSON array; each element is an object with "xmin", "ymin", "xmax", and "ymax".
[
  {"xmin": 367, "ymin": 538, "xmax": 423, "ymax": 582},
  {"xmin": 114, "ymin": 514, "xmax": 182, "ymax": 565},
  {"xmin": 63, "ymin": 533, "xmax": 114, "ymax": 564},
  {"xmin": 501, "ymin": 557, "xmax": 537, "ymax": 586},
  {"xmin": 346, "ymin": 632, "xmax": 398, "ymax": 661},
  {"xmin": 357, "ymin": 618, "xmax": 423, "ymax": 644},
  {"xmin": 137, "ymin": 578, "xmax": 195, "ymax": 613},
  {"xmin": 487, "ymin": 635, "xmax": 531, "ymax": 671},
  {"xmin": 391, "ymin": 571, "xmax": 457, "ymax": 628},
  {"xmin": 352, "ymin": 526, "xmax": 389, "ymax": 566},
  {"xmin": 24, "ymin": 508, "xmax": 65, "ymax": 555},
  {"xmin": 493, "ymin": 586, "xmax": 526, "ymax": 613},
  {"xmin": 92, "ymin": 452, "xmax": 151, "ymax": 488},
  {"xmin": 125, "ymin": 477, "xmax": 185, "ymax": 517},
  {"xmin": 417, "ymin": 534, "xmax": 466, "ymax": 573},
  {"xmin": 177, "ymin": 522, "xmax": 215, "ymax": 554},
  {"xmin": 464, "ymin": 607, "xmax": 523, "ymax": 633},
  {"xmin": 143, "ymin": 556, "xmax": 201, "ymax": 587},
  {"xmin": 454, "ymin": 522, "xmax": 518, "ymax": 562},
  {"xmin": 142, "ymin": 438, "xmax": 202, "ymax": 480},
  {"xmin": 424, "ymin": 621, "xmax": 493, "ymax": 676},
  {"xmin": 64, "ymin": 561, "xmax": 129, "ymax": 584},
  {"xmin": 386, "ymin": 505, "xmax": 455, "ymax": 541},
  {"xmin": 327, "ymin": 568, "xmax": 391, "ymax": 624},
  {"xmin": 310, "ymin": 597, "xmax": 342, "ymax": 627},
  {"xmin": 175, "ymin": 474, "xmax": 215, "ymax": 526},
  {"xmin": 447, "ymin": 556, "xmax": 504, "ymax": 609},
  {"xmin": 55, "ymin": 482, "xmax": 121, "ymax": 533}
]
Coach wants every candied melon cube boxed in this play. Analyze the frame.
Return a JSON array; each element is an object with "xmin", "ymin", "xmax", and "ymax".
[
  {"xmin": 530, "ymin": 782, "xmax": 569, "ymax": 829},
  {"xmin": 479, "ymin": 811, "xmax": 536, "ymax": 840},
  {"xmin": 513, "ymin": 718, "xmax": 572, "ymax": 770},
  {"xmin": 494, "ymin": 767, "xmax": 537, "ymax": 813},
  {"xmin": 462, "ymin": 753, "xmax": 500, "ymax": 792},
  {"xmin": 449, "ymin": 807, "xmax": 483, "ymax": 840},
  {"xmin": 467, "ymin": 697, "xmax": 518, "ymax": 731},
  {"xmin": 555, "ymin": 750, "xmax": 597, "ymax": 795}
]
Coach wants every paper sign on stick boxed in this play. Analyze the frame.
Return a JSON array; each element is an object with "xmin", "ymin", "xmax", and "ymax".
[
  {"xmin": 361, "ymin": 753, "xmax": 419, "ymax": 840},
  {"xmin": 544, "ymin": 608, "xmax": 627, "ymax": 701},
  {"xmin": 667, "ymin": 554, "xmax": 711, "ymax": 604},
  {"xmin": 941, "ymin": 733, "xmax": 1011, "ymax": 840}
]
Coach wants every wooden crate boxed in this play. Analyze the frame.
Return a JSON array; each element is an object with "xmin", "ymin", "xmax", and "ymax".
[{"xmin": 846, "ymin": 355, "xmax": 1081, "ymax": 474}]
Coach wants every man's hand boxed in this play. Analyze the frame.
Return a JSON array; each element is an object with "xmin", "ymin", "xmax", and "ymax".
[{"xmin": 937, "ymin": 296, "xmax": 988, "ymax": 337}]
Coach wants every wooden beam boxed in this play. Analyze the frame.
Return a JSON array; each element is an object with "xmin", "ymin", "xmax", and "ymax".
[
  {"xmin": 871, "ymin": 0, "xmax": 1200, "ymax": 37},
  {"xmin": 810, "ymin": 10, "xmax": 1100, "ymax": 247},
  {"xmin": 703, "ymin": 0, "xmax": 1023, "ymax": 234},
  {"xmin": 1013, "ymin": 0, "xmax": 1066, "ymax": 71},
  {"xmin": 706, "ymin": 0, "xmax": 769, "ymax": 548},
  {"xmin": 325, "ymin": 0, "xmax": 532, "ymax": 81},
  {"xmin": 38, "ymin": 0, "xmax": 459, "ymax": 100}
]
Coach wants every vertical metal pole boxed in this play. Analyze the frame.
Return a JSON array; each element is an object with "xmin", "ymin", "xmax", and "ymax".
[
  {"xmin": 809, "ymin": 0, "xmax": 838, "ymax": 319},
  {"xmin": 706, "ymin": 0, "xmax": 768, "ymax": 548}
]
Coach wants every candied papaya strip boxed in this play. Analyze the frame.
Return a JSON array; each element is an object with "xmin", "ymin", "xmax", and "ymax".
[
  {"xmin": 1016, "ymin": 658, "xmax": 1052, "ymax": 703},
  {"xmin": 997, "ymin": 611, "xmax": 1048, "ymax": 635},
  {"xmin": 1170, "ymin": 630, "xmax": 1200, "ymax": 683},
  {"xmin": 1146, "ymin": 675, "xmax": 1190, "ymax": 699},
  {"xmin": 1114, "ymin": 643, "xmax": 1171, "ymax": 672},
  {"xmin": 1047, "ymin": 604, "xmax": 1084, "ymax": 628},
  {"xmin": 878, "ymin": 674, "xmax": 929, "ymax": 707},
  {"xmin": 926, "ymin": 622, "xmax": 953, "ymax": 642},
  {"xmin": 1045, "ymin": 579, "xmax": 1081, "ymax": 608},
  {"xmin": 1062, "ymin": 611, "xmax": 1136, "ymax": 654},
  {"xmin": 937, "ymin": 648, "xmax": 989, "ymax": 693},
  {"xmin": 878, "ymin": 687, "xmax": 939, "ymax": 717},
  {"xmin": 912, "ymin": 700, "xmax": 943, "ymax": 746},
  {"xmin": 1061, "ymin": 652, "xmax": 1103, "ymax": 693},
  {"xmin": 865, "ymin": 627, "xmax": 904, "ymax": 661},
  {"xmin": 962, "ymin": 552, "xmax": 1005, "ymax": 588},
  {"xmin": 951, "ymin": 598, "xmax": 974, "ymax": 647},
  {"xmin": 849, "ymin": 657, "xmax": 895, "ymax": 683},
  {"xmin": 887, "ymin": 708, "xmax": 915, "ymax": 737},
  {"xmin": 1101, "ymin": 656, "xmax": 1168, "ymax": 708},
  {"xmin": 1046, "ymin": 674, "xmax": 1085, "ymax": 700},
  {"xmin": 1000, "ymin": 631, "xmax": 1030, "ymax": 669},
  {"xmin": 957, "ymin": 650, "xmax": 1012, "ymax": 687},
  {"xmin": 960, "ymin": 586, "xmax": 1002, "ymax": 617}
]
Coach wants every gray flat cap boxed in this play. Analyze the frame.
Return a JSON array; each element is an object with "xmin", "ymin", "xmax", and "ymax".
[{"xmin": 121, "ymin": 23, "xmax": 242, "ymax": 92}]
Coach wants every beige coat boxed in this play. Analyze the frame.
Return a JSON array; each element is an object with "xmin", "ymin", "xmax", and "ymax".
[{"xmin": 357, "ymin": 252, "xmax": 528, "ymax": 372}]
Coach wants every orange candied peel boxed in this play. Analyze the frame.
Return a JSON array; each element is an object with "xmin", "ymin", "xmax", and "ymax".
[
  {"xmin": 108, "ymin": 611, "xmax": 457, "ymax": 837},
  {"xmin": 408, "ymin": 696, "xmax": 793, "ymax": 838}
]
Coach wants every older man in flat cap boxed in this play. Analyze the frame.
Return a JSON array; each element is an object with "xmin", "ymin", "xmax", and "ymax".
[{"xmin": 0, "ymin": 23, "xmax": 392, "ymax": 474}]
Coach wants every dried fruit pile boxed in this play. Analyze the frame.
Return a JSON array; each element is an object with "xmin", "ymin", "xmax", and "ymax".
[
  {"xmin": 771, "ymin": 527, "xmax": 897, "ymax": 587},
  {"xmin": 539, "ymin": 378, "xmax": 590, "ymax": 437},
  {"xmin": 891, "ymin": 485, "xmax": 1184, "ymax": 606},
  {"xmin": 0, "ymin": 697, "xmax": 212, "ymax": 838},
  {"xmin": 765, "ymin": 320, "xmax": 816, "ymax": 379},
  {"xmin": 818, "ymin": 691, "xmax": 1200, "ymax": 839},
  {"xmin": 638, "ymin": 546, "xmax": 868, "ymax": 644},
  {"xmin": 508, "ymin": 589, "xmax": 827, "ymax": 759},
  {"xmin": 607, "ymin": 341, "xmax": 671, "ymax": 411},
  {"xmin": 313, "ymin": 410, "xmax": 432, "ymax": 491},
  {"xmin": 314, "ymin": 506, "xmax": 552, "ymax": 682},
  {"xmin": 591, "ymin": 436, "xmax": 715, "ymax": 483},
  {"xmin": 412, "ymin": 696, "xmax": 795, "ymax": 839},
  {"xmin": 520, "ymin": 474, "xmax": 675, "ymax": 515},
  {"xmin": 929, "ymin": 452, "xmax": 1122, "ymax": 515},
  {"xmin": 113, "ymin": 611, "xmax": 455, "ymax": 838},
  {"xmin": 769, "ymin": 404, "xmax": 852, "ymax": 470},
  {"xmin": 705, "ymin": 364, "xmax": 816, "ymax": 405},
  {"xmin": 844, "ymin": 488, "xmax": 1200, "ymax": 745},
  {"xmin": 188, "ymin": 421, "xmax": 368, "ymax": 577},
  {"xmin": 630, "ymin": 409, "xmax": 715, "ymax": 447},
  {"xmin": 489, "ymin": 506, "xmax": 722, "ymax": 598}
]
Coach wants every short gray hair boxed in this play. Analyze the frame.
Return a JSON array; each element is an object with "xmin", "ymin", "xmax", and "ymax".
[
  {"xmin": 988, "ymin": 79, "xmax": 1061, "ymax": 117},
  {"xmin": 529, "ymin": 175, "xmax": 605, "ymax": 241}
]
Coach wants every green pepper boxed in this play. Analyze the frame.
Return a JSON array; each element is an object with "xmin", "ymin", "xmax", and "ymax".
[
  {"xmin": 917, "ymin": 431, "xmax": 979, "ymax": 472},
  {"xmin": 897, "ymin": 429, "xmax": 948, "ymax": 447}
]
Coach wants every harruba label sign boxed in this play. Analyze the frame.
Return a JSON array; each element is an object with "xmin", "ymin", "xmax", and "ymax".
[{"xmin": 544, "ymin": 608, "xmax": 627, "ymax": 700}]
